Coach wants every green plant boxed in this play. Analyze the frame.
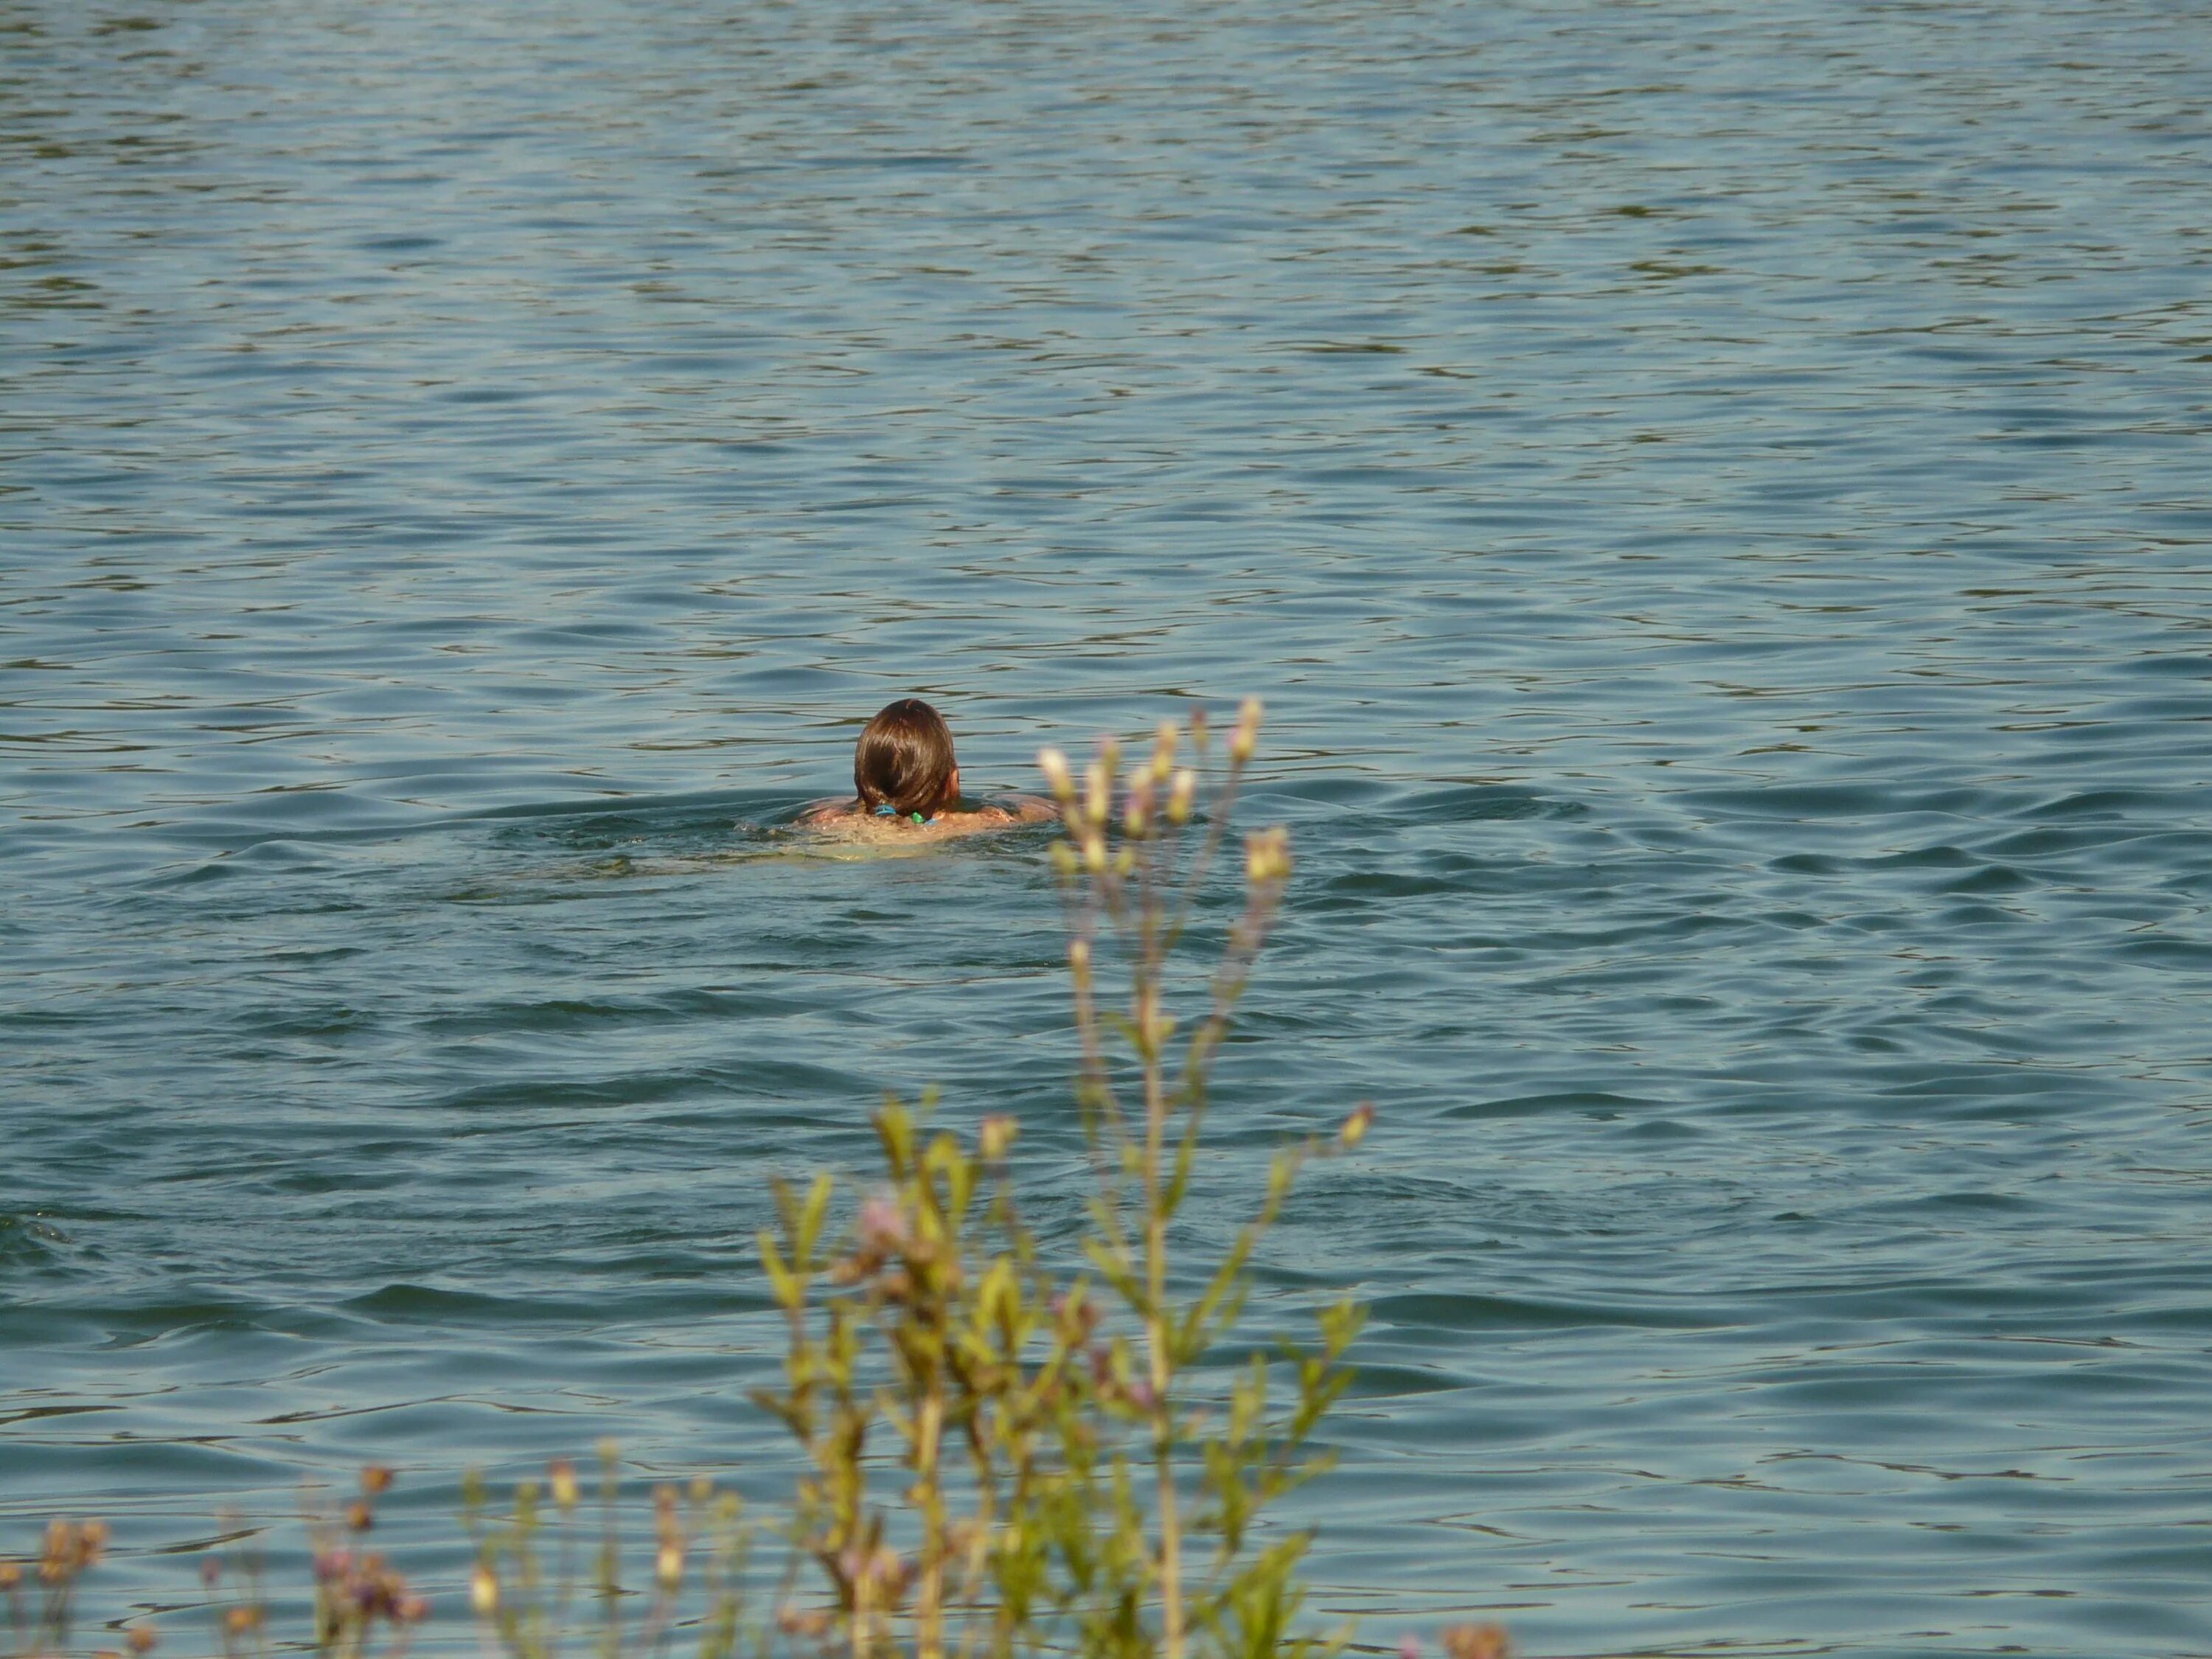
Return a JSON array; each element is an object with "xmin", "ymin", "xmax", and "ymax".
[
  {"xmin": 751, "ymin": 700, "xmax": 1370, "ymax": 1659},
  {"xmin": 462, "ymin": 1447, "xmax": 751, "ymax": 1659}
]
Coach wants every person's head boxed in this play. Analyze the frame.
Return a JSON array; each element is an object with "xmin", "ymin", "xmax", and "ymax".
[{"xmin": 854, "ymin": 698, "xmax": 960, "ymax": 817}]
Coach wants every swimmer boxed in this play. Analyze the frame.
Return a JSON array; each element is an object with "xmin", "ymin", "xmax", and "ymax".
[{"xmin": 799, "ymin": 698, "xmax": 1055, "ymax": 841}]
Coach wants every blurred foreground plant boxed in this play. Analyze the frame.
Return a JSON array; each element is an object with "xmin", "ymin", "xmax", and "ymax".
[
  {"xmin": 1, "ymin": 1521, "xmax": 114, "ymax": 1659},
  {"xmin": 462, "ymin": 1447, "xmax": 751, "ymax": 1659},
  {"xmin": 750, "ymin": 700, "xmax": 1374, "ymax": 1659},
  {"xmin": 1, "ymin": 1471, "xmax": 428, "ymax": 1659}
]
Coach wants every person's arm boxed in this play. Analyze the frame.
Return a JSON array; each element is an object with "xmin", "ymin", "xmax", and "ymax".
[{"xmin": 994, "ymin": 793, "xmax": 1060, "ymax": 824}]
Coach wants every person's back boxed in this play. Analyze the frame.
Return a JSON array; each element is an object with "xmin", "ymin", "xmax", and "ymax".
[{"xmin": 799, "ymin": 698, "xmax": 1053, "ymax": 840}]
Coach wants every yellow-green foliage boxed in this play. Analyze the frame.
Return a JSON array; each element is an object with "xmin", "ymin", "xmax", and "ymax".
[{"xmin": 740, "ymin": 702, "xmax": 1369, "ymax": 1659}]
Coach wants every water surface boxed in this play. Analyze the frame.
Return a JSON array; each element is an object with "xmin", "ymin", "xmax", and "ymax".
[{"xmin": 6, "ymin": 2, "xmax": 2212, "ymax": 1654}]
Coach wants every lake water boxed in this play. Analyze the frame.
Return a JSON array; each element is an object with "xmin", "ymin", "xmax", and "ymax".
[{"xmin": 6, "ymin": 1, "xmax": 2212, "ymax": 1654}]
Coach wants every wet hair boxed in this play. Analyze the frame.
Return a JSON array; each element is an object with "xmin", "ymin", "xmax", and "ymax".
[{"xmin": 854, "ymin": 698, "xmax": 958, "ymax": 817}]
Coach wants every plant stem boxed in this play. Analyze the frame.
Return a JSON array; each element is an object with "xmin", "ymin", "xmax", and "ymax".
[
  {"xmin": 915, "ymin": 1388, "xmax": 946, "ymax": 1659},
  {"xmin": 1141, "ymin": 956, "xmax": 1184, "ymax": 1659}
]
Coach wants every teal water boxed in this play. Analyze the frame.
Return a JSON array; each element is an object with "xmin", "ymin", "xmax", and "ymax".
[{"xmin": 5, "ymin": 2, "xmax": 2212, "ymax": 1653}]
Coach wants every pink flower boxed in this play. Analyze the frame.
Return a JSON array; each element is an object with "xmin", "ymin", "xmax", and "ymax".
[{"xmin": 857, "ymin": 1194, "xmax": 910, "ymax": 1256}]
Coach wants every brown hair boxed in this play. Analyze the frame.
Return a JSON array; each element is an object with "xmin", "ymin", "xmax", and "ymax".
[{"xmin": 854, "ymin": 698, "xmax": 958, "ymax": 816}]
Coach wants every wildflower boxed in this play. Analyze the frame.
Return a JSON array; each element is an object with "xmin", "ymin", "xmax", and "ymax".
[
  {"xmin": 397, "ymin": 1596, "xmax": 431, "ymax": 1623},
  {"xmin": 837, "ymin": 1544, "xmax": 909, "ymax": 1602},
  {"xmin": 1054, "ymin": 1289, "xmax": 1099, "ymax": 1340},
  {"xmin": 1231, "ymin": 696, "xmax": 1263, "ymax": 763},
  {"xmin": 1441, "ymin": 1624, "xmax": 1512, "ymax": 1659},
  {"xmin": 128, "ymin": 1627, "xmax": 157, "ymax": 1655},
  {"xmin": 1341, "ymin": 1102, "xmax": 1375, "ymax": 1149},
  {"xmin": 345, "ymin": 1500, "xmax": 373, "ymax": 1531},
  {"xmin": 835, "ymin": 1545, "xmax": 869, "ymax": 1588},
  {"xmin": 1399, "ymin": 1638, "xmax": 1421, "ymax": 1659},
  {"xmin": 223, "ymin": 1607, "xmax": 262, "ymax": 1636},
  {"xmin": 978, "ymin": 1115, "xmax": 1019, "ymax": 1161},
  {"xmin": 198, "ymin": 1557, "xmax": 221, "ymax": 1589},
  {"xmin": 1245, "ymin": 826, "xmax": 1292, "ymax": 883},
  {"xmin": 1037, "ymin": 746, "xmax": 1074, "ymax": 803},
  {"xmin": 549, "ymin": 1458, "xmax": 579, "ymax": 1509},
  {"xmin": 358, "ymin": 1465, "xmax": 394, "ymax": 1497},
  {"xmin": 871, "ymin": 1546, "xmax": 907, "ymax": 1597},
  {"xmin": 1083, "ymin": 759, "xmax": 1110, "ymax": 828},
  {"xmin": 0, "ymin": 1562, "xmax": 19, "ymax": 1592},
  {"xmin": 1150, "ymin": 720, "xmax": 1178, "ymax": 782},
  {"xmin": 42, "ymin": 1519, "xmax": 106, "ymax": 1581},
  {"xmin": 469, "ymin": 1566, "xmax": 499, "ymax": 1616},
  {"xmin": 656, "ymin": 1542, "xmax": 684, "ymax": 1590},
  {"xmin": 777, "ymin": 1605, "xmax": 831, "ymax": 1638},
  {"xmin": 1167, "ymin": 768, "xmax": 1195, "ymax": 824},
  {"xmin": 857, "ymin": 1193, "xmax": 911, "ymax": 1256},
  {"xmin": 1124, "ymin": 775, "xmax": 1152, "ymax": 835}
]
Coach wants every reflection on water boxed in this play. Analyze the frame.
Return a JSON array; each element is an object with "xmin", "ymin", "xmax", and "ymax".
[{"xmin": 6, "ymin": 1, "xmax": 2212, "ymax": 1653}]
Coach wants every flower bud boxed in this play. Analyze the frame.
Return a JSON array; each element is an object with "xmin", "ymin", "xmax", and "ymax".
[
  {"xmin": 1068, "ymin": 938, "xmax": 1091, "ymax": 974},
  {"xmin": 470, "ymin": 1567, "xmax": 499, "ymax": 1616},
  {"xmin": 1123, "ymin": 777, "xmax": 1152, "ymax": 835},
  {"xmin": 978, "ymin": 1116, "xmax": 1018, "ymax": 1161},
  {"xmin": 1037, "ymin": 747, "xmax": 1074, "ymax": 801},
  {"xmin": 656, "ymin": 1543, "xmax": 684, "ymax": 1591},
  {"xmin": 1082, "ymin": 833, "xmax": 1107, "ymax": 874},
  {"xmin": 1166, "ymin": 769, "xmax": 1195, "ymax": 824},
  {"xmin": 549, "ymin": 1459, "xmax": 579, "ymax": 1509},
  {"xmin": 858, "ymin": 1193, "xmax": 911, "ymax": 1255},
  {"xmin": 1441, "ymin": 1625, "xmax": 1513, "ymax": 1659},
  {"xmin": 1230, "ymin": 697, "xmax": 1262, "ymax": 763},
  {"xmin": 1084, "ymin": 761, "xmax": 1110, "ymax": 828},
  {"xmin": 359, "ymin": 1465, "xmax": 394, "ymax": 1497},
  {"xmin": 871, "ymin": 1547, "xmax": 905, "ymax": 1593},
  {"xmin": 1341, "ymin": 1102, "xmax": 1375, "ymax": 1148},
  {"xmin": 1150, "ymin": 721, "xmax": 1178, "ymax": 782},
  {"xmin": 1242, "ymin": 825, "xmax": 1291, "ymax": 883}
]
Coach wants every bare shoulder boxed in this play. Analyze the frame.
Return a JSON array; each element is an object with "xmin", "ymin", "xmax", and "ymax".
[
  {"xmin": 793, "ymin": 795, "xmax": 1054, "ymax": 845},
  {"xmin": 920, "ymin": 797, "xmax": 1060, "ymax": 840},
  {"xmin": 796, "ymin": 796, "xmax": 862, "ymax": 827},
  {"xmin": 991, "ymin": 793, "xmax": 1060, "ymax": 824}
]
